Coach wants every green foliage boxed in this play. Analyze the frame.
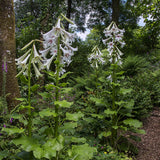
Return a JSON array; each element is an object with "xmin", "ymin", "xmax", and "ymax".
[
  {"xmin": 122, "ymin": 55, "xmax": 149, "ymax": 76},
  {"xmin": 68, "ymin": 144, "xmax": 97, "ymax": 160}
]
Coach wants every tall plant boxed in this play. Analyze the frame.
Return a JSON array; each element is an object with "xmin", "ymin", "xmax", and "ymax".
[
  {"xmin": 102, "ymin": 22, "xmax": 145, "ymax": 151},
  {"xmin": 1, "ymin": 14, "xmax": 97, "ymax": 160}
]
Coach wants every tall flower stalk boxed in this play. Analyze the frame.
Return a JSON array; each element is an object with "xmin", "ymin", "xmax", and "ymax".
[
  {"xmin": 103, "ymin": 21, "xmax": 125, "ymax": 148},
  {"xmin": 15, "ymin": 40, "xmax": 43, "ymax": 137},
  {"xmin": 40, "ymin": 14, "xmax": 77, "ymax": 159}
]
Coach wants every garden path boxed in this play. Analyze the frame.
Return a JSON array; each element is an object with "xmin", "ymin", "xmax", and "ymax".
[{"xmin": 135, "ymin": 107, "xmax": 160, "ymax": 160}]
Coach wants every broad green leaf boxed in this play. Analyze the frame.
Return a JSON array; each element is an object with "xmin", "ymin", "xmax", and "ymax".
[
  {"xmin": 11, "ymin": 113, "xmax": 27, "ymax": 125},
  {"xmin": 43, "ymin": 135, "xmax": 64, "ymax": 159},
  {"xmin": 115, "ymin": 100, "xmax": 125, "ymax": 106},
  {"xmin": 2, "ymin": 127, "xmax": 24, "ymax": 135},
  {"xmin": 90, "ymin": 97, "xmax": 102, "ymax": 103},
  {"xmin": 33, "ymin": 147, "xmax": 44, "ymax": 159},
  {"xmin": 12, "ymin": 136, "xmax": 40, "ymax": 152},
  {"xmin": 60, "ymin": 122, "xmax": 77, "ymax": 134},
  {"xmin": 68, "ymin": 144, "xmax": 97, "ymax": 160},
  {"xmin": 104, "ymin": 109, "xmax": 117, "ymax": 115},
  {"xmin": 120, "ymin": 88, "xmax": 133, "ymax": 95},
  {"xmin": 125, "ymin": 99, "xmax": 134, "ymax": 109},
  {"xmin": 134, "ymin": 129, "xmax": 146, "ymax": 134},
  {"xmin": 31, "ymin": 84, "xmax": 40, "ymax": 92},
  {"xmin": 55, "ymin": 100, "xmax": 73, "ymax": 108},
  {"xmin": 38, "ymin": 92, "xmax": 51, "ymax": 99},
  {"xmin": 83, "ymin": 117, "xmax": 94, "ymax": 123},
  {"xmin": 71, "ymin": 137, "xmax": 86, "ymax": 143},
  {"xmin": 91, "ymin": 114, "xmax": 104, "ymax": 119},
  {"xmin": 112, "ymin": 126, "xmax": 118, "ymax": 129},
  {"xmin": 66, "ymin": 112, "xmax": 84, "ymax": 121},
  {"xmin": 39, "ymin": 108, "xmax": 57, "ymax": 118},
  {"xmin": 123, "ymin": 118, "xmax": 142, "ymax": 128},
  {"xmin": 11, "ymin": 113, "xmax": 23, "ymax": 119},
  {"xmin": 98, "ymin": 131, "xmax": 111, "ymax": 139}
]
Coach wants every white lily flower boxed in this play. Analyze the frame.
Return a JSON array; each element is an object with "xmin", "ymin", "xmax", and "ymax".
[
  {"xmin": 40, "ymin": 16, "xmax": 77, "ymax": 73},
  {"xmin": 115, "ymin": 46, "xmax": 123, "ymax": 56},
  {"xmin": 17, "ymin": 54, "xmax": 31, "ymax": 68},
  {"xmin": 88, "ymin": 46, "xmax": 105, "ymax": 68},
  {"xmin": 115, "ymin": 34, "xmax": 123, "ymax": 42},
  {"xmin": 59, "ymin": 68, "xmax": 66, "ymax": 76},
  {"xmin": 42, "ymin": 29, "xmax": 56, "ymax": 40},
  {"xmin": 108, "ymin": 41, "xmax": 114, "ymax": 50},
  {"xmin": 39, "ymin": 47, "xmax": 51, "ymax": 59},
  {"xmin": 111, "ymin": 24, "xmax": 119, "ymax": 34},
  {"xmin": 119, "ymin": 41, "xmax": 126, "ymax": 48},
  {"xmin": 43, "ymin": 53, "xmax": 56, "ymax": 70},
  {"xmin": 16, "ymin": 64, "xmax": 28, "ymax": 77},
  {"xmin": 15, "ymin": 49, "xmax": 31, "ymax": 63},
  {"xmin": 32, "ymin": 62, "xmax": 43, "ymax": 78},
  {"xmin": 33, "ymin": 44, "xmax": 42, "ymax": 62},
  {"xmin": 62, "ymin": 40, "xmax": 78, "ymax": 51}
]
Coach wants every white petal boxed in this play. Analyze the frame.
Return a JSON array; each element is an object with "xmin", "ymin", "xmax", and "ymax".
[
  {"xmin": 43, "ymin": 53, "xmax": 56, "ymax": 70},
  {"xmin": 33, "ymin": 62, "xmax": 42, "ymax": 78},
  {"xmin": 15, "ymin": 49, "xmax": 31, "ymax": 62},
  {"xmin": 39, "ymin": 47, "xmax": 51, "ymax": 59},
  {"xmin": 62, "ymin": 41, "xmax": 78, "ymax": 51}
]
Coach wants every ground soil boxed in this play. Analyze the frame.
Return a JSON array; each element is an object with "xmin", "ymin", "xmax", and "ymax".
[{"xmin": 135, "ymin": 107, "xmax": 160, "ymax": 160}]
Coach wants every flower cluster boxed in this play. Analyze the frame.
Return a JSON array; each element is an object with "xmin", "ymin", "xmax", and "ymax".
[
  {"xmin": 40, "ymin": 17, "xmax": 77, "ymax": 75},
  {"xmin": 103, "ymin": 21, "xmax": 125, "ymax": 64},
  {"xmin": 15, "ymin": 41, "xmax": 43, "ymax": 78},
  {"xmin": 15, "ymin": 15, "xmax": 77, "ymax": 78},
  {"xmin": 88, "ymin": 46, "xmax": 105, "ymax": 68}
]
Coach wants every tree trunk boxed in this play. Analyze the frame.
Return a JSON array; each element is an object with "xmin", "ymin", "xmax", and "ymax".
[
  {"xmin": 65, "ymin": 0, "xmax": 72, "ymax": 31},
  {"xmin": 0, "ymin": 0, "xmax": 20, "ymax": 111},
  {"xmin": 112, "ymin": 0, "xmax": 120, "ymax": 24}
]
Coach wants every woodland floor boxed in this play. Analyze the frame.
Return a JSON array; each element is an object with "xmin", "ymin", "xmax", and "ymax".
[{"xmin": 135, "ymin": 107, "xmax": 160, "ymax": 160}]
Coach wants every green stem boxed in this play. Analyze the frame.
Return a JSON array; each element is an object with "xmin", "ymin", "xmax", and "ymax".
[
  {"xmin": 28, "ymin": 46, "xmax": 33, "ymax": 137},
  {"xmin": 54, "ymin": 36, "xmax": 61, "ymax": 160},
  {"xmin": 111, "ymin": 54, "xmax": 118, "ymax": 149}
]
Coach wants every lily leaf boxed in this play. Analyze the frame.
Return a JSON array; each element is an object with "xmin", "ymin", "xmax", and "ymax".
[
  {"xmin": 123, "ymin": 118, "xmax": 142, "ymax": 128},
  {"xmin": 66, "ymin": 112, "xmax": 84, "ymax": 121},
  {"xmin": 104, "ymin": 109, "xmax": 117, "ymax": 115},
  {"xmin": 54, "ymin": 100, "xmax": 73, "ymax": 108},
  {"xmin": 39, "ymin": 108, "xmax": 57, "ymax": 118},
  {"xmin": 2, "ymin": 127, "xmax": 24, "ymax": 135},
  {"xmin": 68, "ymin": 144, "xmax": 97, "ymax": 160}
]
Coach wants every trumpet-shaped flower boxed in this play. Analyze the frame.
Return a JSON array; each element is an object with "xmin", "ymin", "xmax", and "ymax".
[
  {"xmin": 16, "ymin": 41, "xmax": 44, "ymax": 78},
  {"xmin": 15, "ymin": 49, "xmax": 31, "ymax": 63},
  {"xmin": 40, "ymin": 17, "xmax": 77, "ymax": 74},
  {"xmin": 103, "ymin": 21, "xmax": 125, "ymax": 64},
  {"xmin": 88, "ymin": 46, "xmax": 105, "ymax": 68},
  {"xmin": 43, "ymin": 53, "xmax": 56, "ymax": 70},
  {"xmin": 16, "ymin": 54, "xmax": 31, "ymax": 69},
  {"xmin": 32, "ymin": 62, "xmax": 43, "ymax": 78}
]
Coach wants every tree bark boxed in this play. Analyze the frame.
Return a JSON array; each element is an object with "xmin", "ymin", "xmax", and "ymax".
[
  {"xmin": 112, "ymin": 0, "xmax": 120, "ymax": 24},
  {"xmin": 0, "ymin": 0, "xmax": 20, "ymax": 111},
  {"xmin": 65, "ymin": 0, "xmax": 72, "ymax": 31}
]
